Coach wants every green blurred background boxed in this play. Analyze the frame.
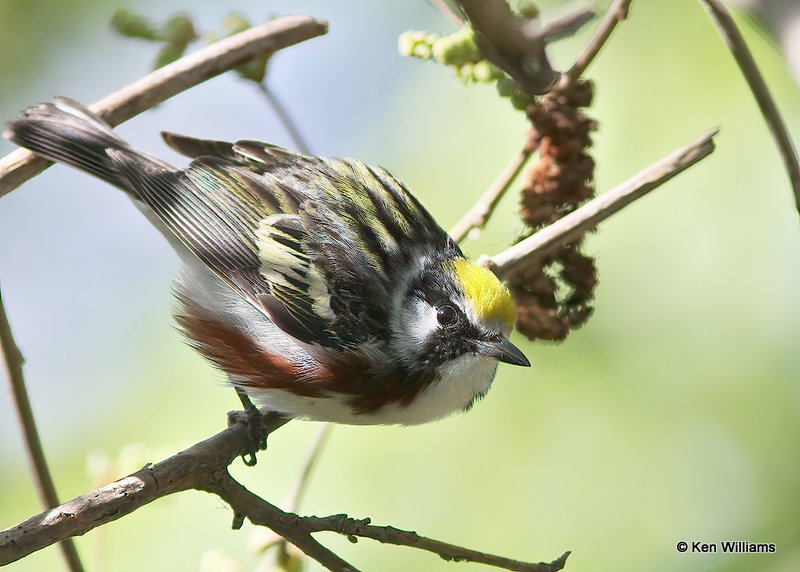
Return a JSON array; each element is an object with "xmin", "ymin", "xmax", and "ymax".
[{"xmin": 1, "ymin": 1, "xmax": 798, "ymax": 571}]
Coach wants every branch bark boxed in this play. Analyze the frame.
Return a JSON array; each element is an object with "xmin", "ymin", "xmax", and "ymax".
[
  {"xmin": 486, "ymin": 128, "xmax": 719, "ymax": 277},
  {"xmin": 298, "ymin": 515, "xmax": 570, "ymax": 572},
  {"xmin": 0, "ymin": 415, "xmax": 286, "ymax": 566},
  {"xmin": 0, "ymin": 15, "xmax": 328, "ymax": 198},
  {"xmin": 0, "ymin": 414, "xmax": 569, "ymax": 572}
]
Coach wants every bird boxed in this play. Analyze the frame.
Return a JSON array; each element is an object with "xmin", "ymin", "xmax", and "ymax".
[{"xmin": 4, "ymin": 97, "xmax": 530, "ymax": 427}]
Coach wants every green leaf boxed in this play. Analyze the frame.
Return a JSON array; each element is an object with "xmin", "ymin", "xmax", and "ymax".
[
  {"xmin": 221, "ymin": 12, "xmax": 252, "ymax": 36},
  {"xmin": 154, "ymin": 41, "xmax": 189, "ymax": 69},
  {"xmin": 110, "ymin": 9, "xmax": 159, "ymax": 41},
  {"xmin": 220, "ymin": 13, "xmax": 269, "ymax": 83},
  {"xmin": 235, "ymin": 56, "xmax": 268, "ymax": 83},
  {"xmin": 161, "ymin": 13, "xmax": 196, "ymax": 45}
]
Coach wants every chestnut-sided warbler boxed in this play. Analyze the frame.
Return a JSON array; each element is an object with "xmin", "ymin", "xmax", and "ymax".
[{"xmin": 5, "ymin": 98, "xmax": 530, "ymax": 425}]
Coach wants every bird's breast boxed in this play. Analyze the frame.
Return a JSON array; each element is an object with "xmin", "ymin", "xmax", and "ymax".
[{"xmin": 248, "ymin": 353, "xmax": 498, "ymax": 425}]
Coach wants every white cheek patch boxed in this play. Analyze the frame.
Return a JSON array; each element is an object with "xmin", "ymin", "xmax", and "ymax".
[
  {"xmin": 409, "ymin": 298, "xmax": 439, "ymax": 343},
  {"xmin": 389, "ymin": 297, "xmax": 439, "ymax": 363}
]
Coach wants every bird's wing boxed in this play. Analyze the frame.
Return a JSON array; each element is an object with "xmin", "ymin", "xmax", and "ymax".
[
  {"xmin": 109, "ymin": 150, "xmax": 281, "ymax": 310},
  {"xmin": 124, "ymin": 134, "xmax": 453, "ymax": 347},
  {"xmin": 286, "ymin": 156, "xmax": 456, "ymax": 344},
  {"xmin": 255, "ymin": 213, "xmax": 340, "ymax": 346}
]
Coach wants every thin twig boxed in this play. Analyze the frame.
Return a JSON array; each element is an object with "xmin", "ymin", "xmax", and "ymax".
[
  {"xmin": 450, "ymin": 129, "xmax": 538, "ymax": 243},
  {"xmin": 300, "ymin": 515, "xmax": 570, "ymax": 572},
  {"xmin": 487, "ymin": 128, "xmax": 719, "ymax": 277},
  {"xmin": 256, "ymin": 82, "xmax": 312, "ymax": 154},
  {"xmin": 700, "ymin": 0, "xmax": 800, "ymax": 216},
  {"xmin": 0, "ymin": 15, "xmax": 328, "ymax": 198},
  {"xmin": 0, "ymin": 286, "xmax": 85, "ymax": 572},
  {"xmin": 560, "ymin": 0, "xmax": 633, "ymax": 89},
  {"xmin": 209, "ymin": 474, "xmax": 359, "ymax": 572},
  {"xmin": 254, "ymin": 75, "xmax": 332, "ymax": 566},
  {"xmin": 427, "ymin": 0, "xmax": 465, "ymax": 26},
  {"xmin": 540, "ymin": 8, "xmax": 597, "ymax": 43}
]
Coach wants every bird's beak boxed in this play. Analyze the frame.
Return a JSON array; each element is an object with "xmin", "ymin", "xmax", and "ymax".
[{"xmin": 477, "ymin": 338, "xmax": 531, "ymax": 367}]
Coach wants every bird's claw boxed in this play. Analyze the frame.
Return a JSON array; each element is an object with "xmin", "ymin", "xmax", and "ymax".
[{"xmin": 230, "ymin": 388, "xmax": 268, "ymax": 466}]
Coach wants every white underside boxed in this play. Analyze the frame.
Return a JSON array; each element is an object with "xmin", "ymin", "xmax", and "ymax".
[{"xmin": 247, "ymin": 353, "xmax": 499, "ymax": 425}]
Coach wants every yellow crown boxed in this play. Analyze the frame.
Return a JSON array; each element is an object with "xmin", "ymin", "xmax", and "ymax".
[{"xmin": 450, "ymin": 258, "xmax": 516, "ymax": 328}]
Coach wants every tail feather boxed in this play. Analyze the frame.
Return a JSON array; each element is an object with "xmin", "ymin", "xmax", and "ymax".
[{"xmin": 3, "ymin": 97, "xmax": 172, "ymax": 189}]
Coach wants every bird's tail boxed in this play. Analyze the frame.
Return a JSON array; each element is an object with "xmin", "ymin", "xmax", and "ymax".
[{"xmin": 3, "ymin": 97, "xmax": 172, "ymax": 189}]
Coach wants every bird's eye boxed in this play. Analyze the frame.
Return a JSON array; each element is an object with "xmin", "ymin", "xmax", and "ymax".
[{"xmin": 436, "ymin": 305, "xmax": 457, "ymax": 326}]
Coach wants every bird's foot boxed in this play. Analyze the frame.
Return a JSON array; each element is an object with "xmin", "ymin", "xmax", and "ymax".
[{"xmin": 229, "ymin": 388, "xmax": 269, "ymax": 466}]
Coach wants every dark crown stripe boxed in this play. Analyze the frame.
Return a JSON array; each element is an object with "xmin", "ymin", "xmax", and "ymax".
[
  {"xmin": 361, "ymin": 169, "xmax": 414, "ymax": 247},
  {"xmin": 363, "ymin": 165, "xmax": 421, "ymax": 240},
  {"xmin": 353, "ymin": 212, "xmax": 393, "ymax": 274}
]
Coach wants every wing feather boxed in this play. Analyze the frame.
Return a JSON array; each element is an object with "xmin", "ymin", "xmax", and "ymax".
[{"xmin": 111, "ymin": 133, "xmax": 453, "ymax": 348}]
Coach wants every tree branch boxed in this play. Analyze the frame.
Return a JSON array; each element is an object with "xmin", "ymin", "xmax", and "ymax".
[
  {"xmin": 487, "ymin": 128, "xmax": 719, "ymax": 277},
  {"xmin": 699, "ymin": 0, "xmax": 800, "ymax": 217},
  {"xmin": 0, "ymin": 287, "xmax": 85, "ymax": 571},
  {"xmin": 453, "ymin": 0, "xmax": 560, "ymax": 95},
  {"xmin": 1, "ymin": 413, "xmax": 567, "ymax": 572},
  {"xmin": 0, "ymin": 15, "xmax": 328, "ymax": 198},
  {"xmin": 0, "ymin": 415, "xmax": 287, "ymax": 566},
  {"xmin": 204, "ymin": 469, "xmax": 359, "ymax": 572}
]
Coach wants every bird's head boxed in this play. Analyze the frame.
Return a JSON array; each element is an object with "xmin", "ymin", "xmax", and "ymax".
[{"xmin": 390, "ymin": 256, "xmax": 530, "ymax": 371}]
